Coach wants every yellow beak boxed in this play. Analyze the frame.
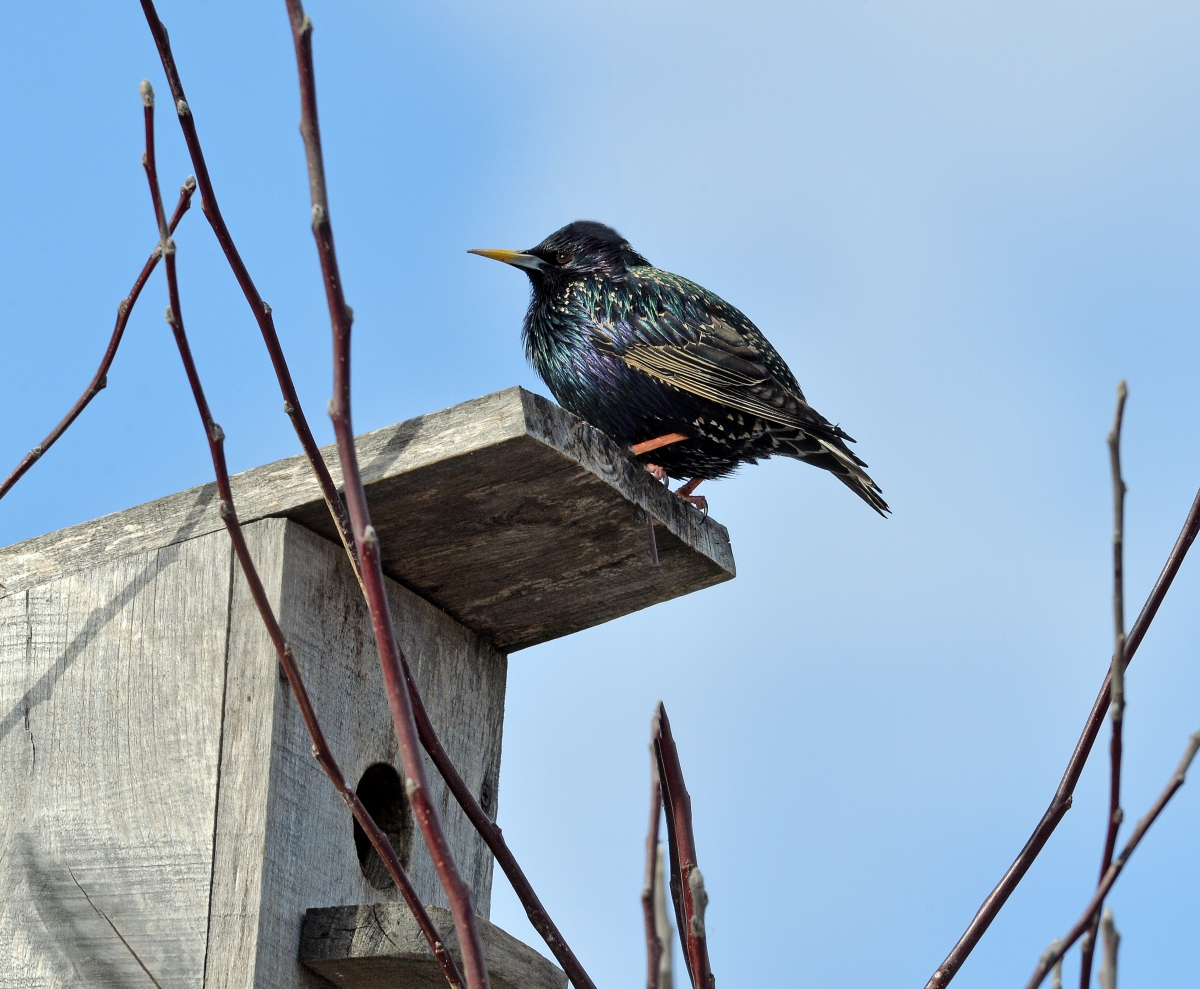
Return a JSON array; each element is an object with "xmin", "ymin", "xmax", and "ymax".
[{"xmin": 467, "ymin": 248, "xmax": 545, "ymax": 272}]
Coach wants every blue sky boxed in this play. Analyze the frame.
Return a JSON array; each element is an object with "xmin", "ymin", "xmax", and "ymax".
[{"xmin": 3, "ymin": 2, "xmax": 1199, "ymax": 986}]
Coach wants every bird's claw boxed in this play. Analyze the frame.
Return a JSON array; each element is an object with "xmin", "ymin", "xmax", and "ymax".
[
  {"xmin": 679, "ymin": 494, "xmax": 708, "ymax": 518},
  {"xmin": 645, "ymin": 463, "xmax": 668, "ymax": 484}
]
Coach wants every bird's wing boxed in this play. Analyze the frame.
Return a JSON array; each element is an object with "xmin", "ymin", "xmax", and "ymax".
[
  {"xmin": 592, "ymin": 270, "xmax": 855, "ymax": 444},
  {"xmin": 590, "ymin": 269, "xmax": 889, "ymax": 515}
]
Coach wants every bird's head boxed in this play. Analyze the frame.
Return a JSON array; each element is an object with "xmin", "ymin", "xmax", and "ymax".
[{"xmin": 469, "ymin": 221, "xmax": 649, "ymax": 289}]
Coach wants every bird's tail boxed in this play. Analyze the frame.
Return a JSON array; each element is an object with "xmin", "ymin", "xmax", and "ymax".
[{"xmin": 776, "ymin": 429, "xmax": 890, "ymax": 517}]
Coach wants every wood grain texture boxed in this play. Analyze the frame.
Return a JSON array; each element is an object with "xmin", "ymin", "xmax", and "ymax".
[
  {"xmin": 299, "ymin": 904, "xmax": 567, "ymax": 989},
  {"xmin": 206, "ymin": 518, "xmax": 507, "ymax": 989},
  {"xmin": 0, "ymin": 388, "xmax": 735, "ymax": 651},
  {"xmin": 0, "ymin": 517, "xmax": 508, "ymax": 987},
  {"xmin": 0, "ymin": 531, "xmax": 232, "ymax": 988}
]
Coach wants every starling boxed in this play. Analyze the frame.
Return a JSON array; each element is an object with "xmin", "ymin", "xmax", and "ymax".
[{"xmin": 470, "ymin": 221, "xmax": 888, "ymax": 516}]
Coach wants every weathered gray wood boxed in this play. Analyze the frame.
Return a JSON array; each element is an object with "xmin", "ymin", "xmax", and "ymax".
[
  {"xmin": 204, "ymin": 518, "xmax": 507, "ymax": 989},
  {"xmin": 0, "ymin": 532, "xmax": 232, "ymax": 988},
  {"xmin": 0, "ymin": 518, "xmax": 508, "ymax": 988},
  {"xmin": 0, "ymin": 388, "xmax": 735, "ymax": 651},
  {"xmin": 300, "ymin": 904, "xmax": 567, "ymax": 989}
]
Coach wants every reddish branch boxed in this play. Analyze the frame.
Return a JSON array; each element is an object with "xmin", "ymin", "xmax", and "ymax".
[
  {"xmin": 280, "ymin": 5, "xmax": 490, "ymax": 988},
  {"xmin": 642, "ymin": 761, "xmax": 664, "ymax": 989},
  {"xmin": 1024, "ymin": 730, "xmax": 1200, "ymax": 989},
  {"xmin": 0, "ymin": 179, "xmax": 195, "ymax": 503},
  {"xmin": 138, "ymin": 0, "xmax": 361, "ymax": 590},
  {"xmin": 139, "ymin": 84, "xmax": 464, "ymax": 989},
  {"xmin": 1080, "ymin": 382, "xmax": 1129, "ymax": 988},
  {"xmin": 652, "ymin": 703, "xmax": 713, "ymax": 989},
  {"xmin": 924, "ymin": 477, "xmax": 1200, "ymax": 989},
  {"xmin": 137, "ymin": 7, "xmax": 586, "ymax": 987},
  {"xmin": 399, "ymin": 657, "xmax": 599, "ymax": 989}
]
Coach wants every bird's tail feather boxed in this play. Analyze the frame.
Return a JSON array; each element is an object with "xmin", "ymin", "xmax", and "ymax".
[{"xmin": 777, "ymin": 431, "xmax": 890, "ymax": 516}]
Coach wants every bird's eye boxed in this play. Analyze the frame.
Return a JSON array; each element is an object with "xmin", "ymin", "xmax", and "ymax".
[{"xmin": 555, "ymin": 251, "xmax": 572, "ymax": 264}]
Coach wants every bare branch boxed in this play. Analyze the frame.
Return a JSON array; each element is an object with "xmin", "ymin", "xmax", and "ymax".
[
  {"xmin": 654, "ymin": 846, "xmax": 675, "ymax": 989},
  {"xmin": 642, "ymin": 759, "xmax": 664, "ymax": 989},
  {"xmin": 1098, "ymin": 908, "xmax": 1119, "ymax": 989},
  {"xmin": 0, "ymin": 176, "xmax": 195, "ymax": 503},
  {"xmin": 924, "ymin": 475, "xmax": 1200, "ymax": 989},
  {"xmin": 139, "ymin": 87, "xmax": 464, "ymax": 989},
  {"xmin": 137, "ymin": 0, "xmax": 362, "ymax": 595},
  {"xmin": 399, "ymin": 654, "xmax": 596, "ymax": 989},
  {"xmin": 652, "ymin": 703, "xmax": 714, "ymax": 989},
  {"xmin": 279, "ymin": 4, "xmax": 489, "ymax": 987},
  {"xmin": 1081, "ymin": 381, "xmax": 1129, "ymax": 989},
  {"xmin": 1024, "ymin": 731, "xmax": 1200, "ymax": 989}
]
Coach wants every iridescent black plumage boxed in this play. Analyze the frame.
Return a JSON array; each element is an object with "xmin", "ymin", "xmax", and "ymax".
[{"xmin": 471, "ymin": 221, "xmax": 888, "ymax": 515}]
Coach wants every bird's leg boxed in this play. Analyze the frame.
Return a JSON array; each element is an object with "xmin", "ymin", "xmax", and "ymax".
[
  {"xmin": 631, "ymin": 432, "xmax": 688, "ymax": 456},
  {"xmin": 632, "ymin": 433, "xmax": 685, "ymax": 487},
  {"xmin": 673, "ymin": 477, "xmax": 708, "ymax": 516}
]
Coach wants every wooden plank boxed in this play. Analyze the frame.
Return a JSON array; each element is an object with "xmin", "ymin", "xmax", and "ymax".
[
  {"xmin": 0, "ymin": 388, "xmax": 735, "ymax": 651},
  {"xmin": 0, "ymin": 532, "xmax": 232, "ymax": 988},
  {"xmin": 299, "ymin": 904, "xmax": 566, "ymax": 989},
  {"xmin": 205, "ymin": 519, "xmax": 507, "ymax": 989}
]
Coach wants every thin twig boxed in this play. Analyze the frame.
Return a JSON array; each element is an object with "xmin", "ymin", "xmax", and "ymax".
[
  {"xmin": 0, "ymin": 177, "xmax": 195, "ymax": 503},
  {"xmin": 643, "ymin": 759, "xmax": 664, "ymax": 989},
  {"xmin": 1081, "ymin": 381, "xmax": 1128, "ymax": 988},
  {"xmin": 924, "ymin": 478, "xmax": 1200, "ymax": 989},
  {"xmin": 652, "ymin": 703, "xmax": 713, "ymax": 989},
  {"xmin": 138, "ymin": 9, "xmax": 561, "ymax": 987},
  {"xmin": 280, "ymin": 6, "xmax": 490, "ymax": 988},
  {"xmin": 654, "ymin": 846, "xmax": 675, "ymax": 989},
  {"xmin": 1098, "ymin": 908, "xmax": 1119, "ymax": 989},
  {"xmin": 68, "ymin": 867, "xmax": 164, "ymax": 989},
  {"xmin": 1024, "ymin": 730, "xmax": 1200, "ymax": 989},
  {"xmin": 137, "ymin": 0, "xmax": 362, "ymax": 595},
  {"xmin": 400, "ymin": 656, "xmax": 598, "ymax": 989},
  {"xmin": 139, "ymin": 84, "xmax": 464, "ymax": 989}
]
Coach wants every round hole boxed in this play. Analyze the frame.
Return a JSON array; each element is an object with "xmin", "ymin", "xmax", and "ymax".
[{"xmin": 353, "ymin": 762, "xmax": 413, "ymax": 890}]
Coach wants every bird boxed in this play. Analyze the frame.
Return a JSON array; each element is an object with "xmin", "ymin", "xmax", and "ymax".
[{"xmin": 469, "ymin": 221, "xmax": 888, "ymax": 516}]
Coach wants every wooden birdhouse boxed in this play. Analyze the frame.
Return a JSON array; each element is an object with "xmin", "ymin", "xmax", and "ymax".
[{"xmin": 0, "ymin": 388, "xmax": 735, "ymax": 988}]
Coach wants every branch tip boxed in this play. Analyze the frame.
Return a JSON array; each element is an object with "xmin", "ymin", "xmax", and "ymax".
[{"xmin": 139, "ymin": 79, "xmax": 154, "ymax": 106}]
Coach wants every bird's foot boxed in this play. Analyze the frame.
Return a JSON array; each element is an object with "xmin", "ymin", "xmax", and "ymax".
[
  {"xmin": 645, "ymin": 463, "xmax": 668, "ymax": 484},
  {"xmin": 673, "ymin": 478, "xmax": 708, "ymax": 517}
]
